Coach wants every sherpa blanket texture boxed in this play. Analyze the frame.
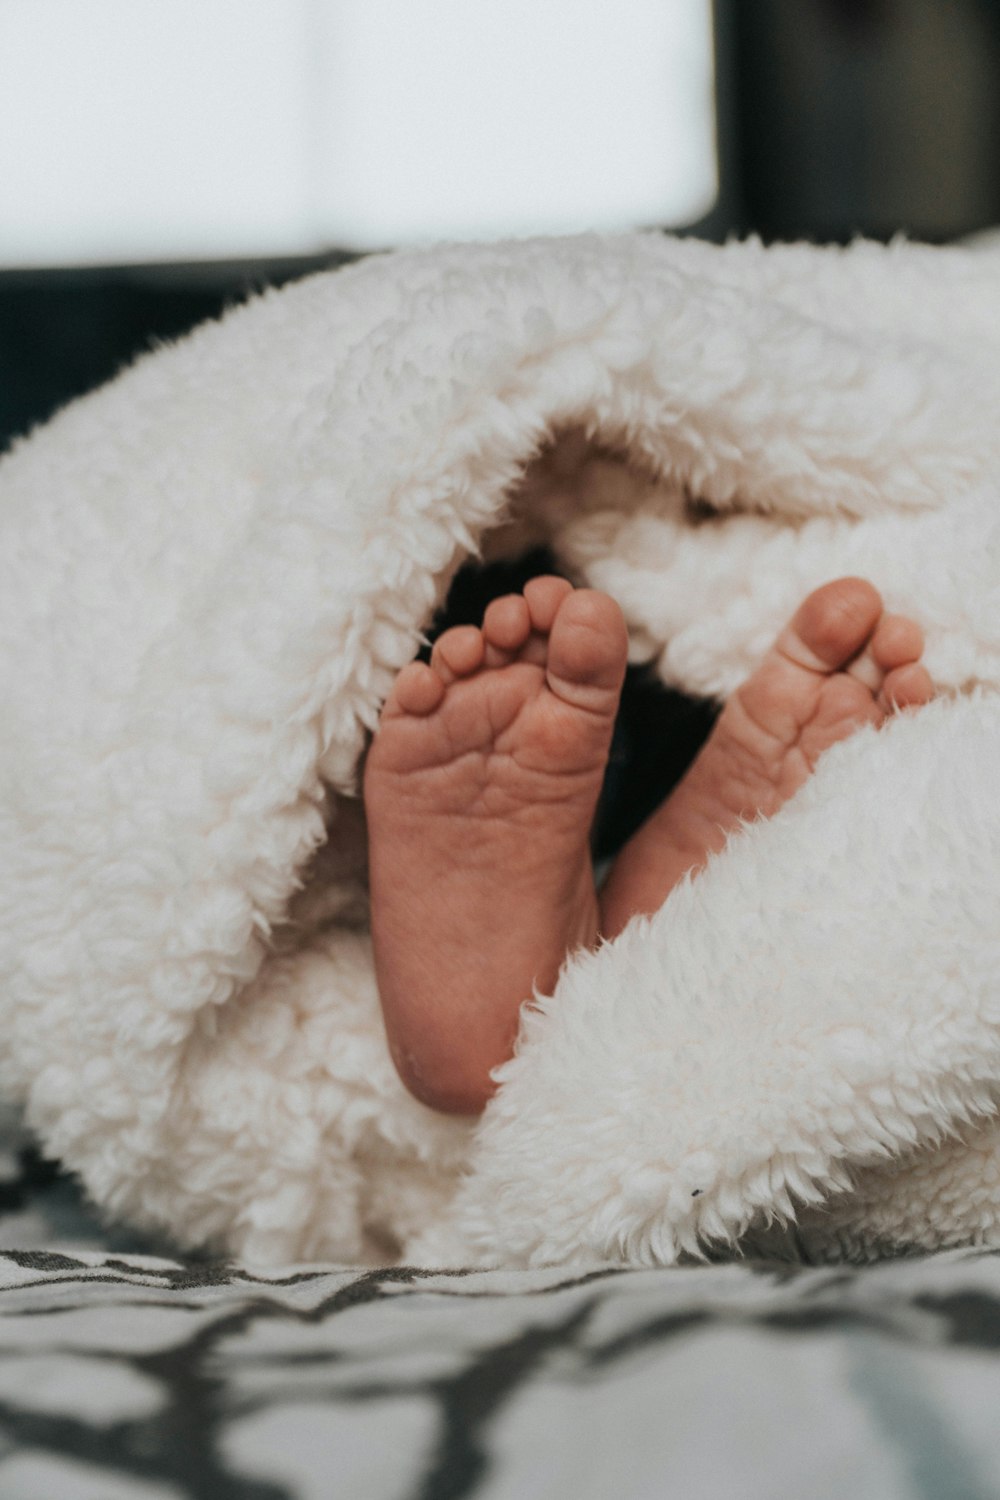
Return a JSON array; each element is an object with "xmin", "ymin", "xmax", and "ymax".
[{"xmin": 2, "ymin": 232, "xmax": 1000, "ymax": 1269}]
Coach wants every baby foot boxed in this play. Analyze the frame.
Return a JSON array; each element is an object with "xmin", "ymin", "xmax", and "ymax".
[
  {"xmin": 696, "ymin": 576, "xmax": 933, "ymax": 814},
  {"xmin": 365, "ymin": 577, "xmax": 628, "ymax": 1114},
  {"xmin": 600, "ymin": 577, "xmax": 934, "ymax": 937}
]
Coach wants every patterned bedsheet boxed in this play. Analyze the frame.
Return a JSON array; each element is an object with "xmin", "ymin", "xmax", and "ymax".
[{"xmin": 3, "ymin": 1112, "xmax": 1000, "ymax": 1500}]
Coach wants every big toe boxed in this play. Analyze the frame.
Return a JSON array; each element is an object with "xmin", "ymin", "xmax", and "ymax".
[
  {"xmin": 546, "ymin": 589, "xmax": 628, "ymax": 712},
  {"xmin": 780, "ymin": 577, "xmax": 883, "ymax": 674}
]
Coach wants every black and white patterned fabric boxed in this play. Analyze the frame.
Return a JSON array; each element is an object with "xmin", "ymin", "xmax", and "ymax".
[{"xmin": 3, "ymin": 1109, "xmax": 1000, "ymax": 1500}]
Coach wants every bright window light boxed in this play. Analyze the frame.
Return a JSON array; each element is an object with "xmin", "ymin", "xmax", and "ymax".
[{"xmin": 0, "ymin": 0, "xmax": 717, "ymax": 267}]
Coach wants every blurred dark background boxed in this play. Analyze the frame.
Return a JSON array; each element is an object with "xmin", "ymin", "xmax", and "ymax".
[
  {"xmin": 3, "ymin": 0, "xmax": 1000, "ymax": 458},
  {"xmin": 732, "ymin": 0, "xmax": 1000, "ymax": 242}
]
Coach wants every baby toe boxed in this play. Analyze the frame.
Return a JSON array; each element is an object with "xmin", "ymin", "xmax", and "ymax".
[
  {"xmin": 843, "ymin": 612, "xmax": 925, "ymax": 697},
  {"xmin": 523, "ymin": 575, "xmax": 574, "ymax": 634},
  {"xmin": 391, "ymin": 661, "xmax": 446, "ymax": 717},
  {"xmin": 871, "ymin": 613, "xmax": 925, "ymax": 672},
  {"xmin": 814, "ymin": 671, "xmax": 884, "ymax": 731},
  {"xmin": 880, "ymin": 661, "xmax": 935, "ymax": 712},
  {"xmin": 782, "ymin": 577, "xmax": 883, "ymax": 674},
  {"xmin": 483, "ymin": 593, "xmax": 532, "ymax": 666},
  {"xmin": 546, "ymin": 589, "xmax": 628, "ymax": 709},
  {"xmin": 431, "ymin": 624, "xmax": 484, "ymax": 683}
]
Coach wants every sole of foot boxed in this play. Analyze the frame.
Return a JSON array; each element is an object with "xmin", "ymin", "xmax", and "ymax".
[{"xmin": 364, "ymin": 575, "xmax": 628, "ymax": 1113}]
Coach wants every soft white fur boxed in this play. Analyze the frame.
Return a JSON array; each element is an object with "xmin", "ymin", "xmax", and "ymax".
[{"xmin": 3, "ymin": 232, "xmax": 1000, "ymax": 1268}]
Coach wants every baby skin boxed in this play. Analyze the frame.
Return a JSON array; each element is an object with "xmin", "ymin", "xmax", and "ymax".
[{"xmin": 364, "ymin": 576, "xmax": 933, "ymax": 1114}]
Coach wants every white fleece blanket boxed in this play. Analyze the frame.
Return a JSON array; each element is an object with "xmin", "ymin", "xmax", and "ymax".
[{"xmin": 2, "ymin": 231, "xmax": 1000, "ymax": 1269}]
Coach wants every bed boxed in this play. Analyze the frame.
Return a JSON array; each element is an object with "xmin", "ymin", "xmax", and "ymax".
[{"xmin": 2, "ymin": 1104, "xmax": 999, "ymax": 1500}]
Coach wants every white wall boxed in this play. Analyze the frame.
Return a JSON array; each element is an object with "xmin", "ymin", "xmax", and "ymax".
[{"xmin": 0, "ymin": 0, "xmax": 717, "ymax": 266}]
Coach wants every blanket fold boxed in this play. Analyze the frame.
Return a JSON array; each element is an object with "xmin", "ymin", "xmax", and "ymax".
[{"xmin": 2, "ymin": 232, "xmax": 999, "ymax": 1266}]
